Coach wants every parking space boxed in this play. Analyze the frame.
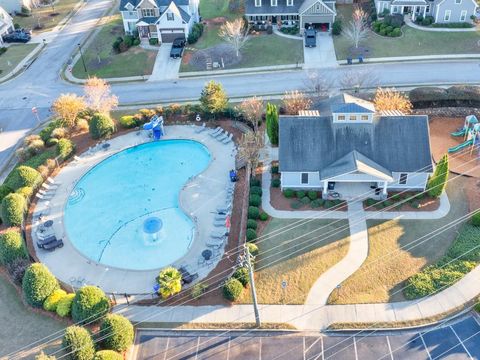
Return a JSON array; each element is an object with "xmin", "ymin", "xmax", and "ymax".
[{"xmin": 135, "ymin": 316, "xmax": 480, "ymax": 360}]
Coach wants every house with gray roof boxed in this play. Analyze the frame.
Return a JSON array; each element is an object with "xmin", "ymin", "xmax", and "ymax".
[
  {"xmin": 374, "ymin": 0, "xmax": 477, "ymax": 23},
  {"xmin": 0, "ymin": 6, "xmax": 14, "ymax": 46},
  {"xmin": 119, "ymin": 0, "xmax": 199, "ymax": 43},
  {"xmin": 278, "ymin": 94, "xmax": 433, "ymax": 200},
  {"xmin": 245, "ymin": 0, "xmax": 337, "ymax": 32}
]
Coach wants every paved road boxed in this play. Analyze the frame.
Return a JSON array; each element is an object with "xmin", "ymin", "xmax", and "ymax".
[{"xmin": 134, "ymin": 316, "xmax": 480, "ymax": 360}]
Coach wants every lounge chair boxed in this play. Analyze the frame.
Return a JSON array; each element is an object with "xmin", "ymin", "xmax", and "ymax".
[
  {"xmin": 212, "ymin": 129, "xmax": 225, "ymax": 139},
  {"xmin": 42, "ymin": 182, "xmax": 59, "ymax": 190},
  {"xmin": 222, "ymin": 134, "xmax": 233, "ymax": 144},
  {"xmin": 36, "ymin": 193, "xmax": 53, "ymax": 201},
  {"xmin": 211, "ymin": 230, "xmax": 228, "ymax": 239},
  {"xmin": 214, "ymin": 214, "xmax": 228, "ymax": 221},
  {"xmin": 38, "ymin": 188, "xmax": 55, "ymax": 196},
  {"xmin": 213, "ymin": 220, "xmax": 227, "ymax": 227},
  {"xmin": 194, "ymin": 123, "xmax": 206, "ymax": 133},
  {"xmin": 216, "ymin": 206, "xmax": 231, "ymax": 214},
  {"xmin": 217, "ymin": 131, "xmax": 229, "ymax": 141},
  {"xmin": 208, "ymin": 127, "xmax": 222, "ymax": 137}
]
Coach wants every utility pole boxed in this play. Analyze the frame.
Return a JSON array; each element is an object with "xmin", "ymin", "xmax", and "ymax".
[{"xmin": 245, "ymin": 245, "xmax": 261, "ymax": 327}]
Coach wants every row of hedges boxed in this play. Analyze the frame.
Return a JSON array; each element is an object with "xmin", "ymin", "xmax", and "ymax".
[
  {"xmin": 187, "ymin": 22, "xmax": 204, "ymax": 44},
  {"xmin": 283, "ymin": 188, "xmax": 343, "ymax": 210},
  {"xmin": 364, "ymin": 191, "xmax": 431, "ymax": 210},
  {"xmin": 409, "ymin": 86, "xmax": 480, "ymax": 108},
  {"xmin": 404, "ymin": 220, "xmax": 480, "ymax": 299},
  {"xmin": 372, "ymin": 20, "xmax": 402, "ymax": 37},
  {"xmin": 223, "ymin": 266, "xmax": 253, "ymax": 301},
  {"xmin": 247, "ymin": 178, "xmax": 269, "ymax": 242}
]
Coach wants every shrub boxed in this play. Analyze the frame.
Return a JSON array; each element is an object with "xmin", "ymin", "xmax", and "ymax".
[
  {"xmin": 248, "ymin": 206, "xmax": 260, "ymax": 219},
  {"xmin": 332, "ymin": 19, "xmax": 342, "ymax": 35},
  {"xmin": 51, "ymin": 127, "xmax": 67, "ymax": 139},
  {"xmin": 246, "ymin": 228, "xmax": 257, "ymax": 241},
  {"xmin": 94, "ymin": 350, "xmax": 122, "ymax": 360},
  {"xmin": 56, "ymin": 138, "xmax": 76, "ymax": 160},
  {"xmin": 296, "ymin": 190, "xmax": 306, "ymax": 199},
  {"xmin": 270, "ymin": 178, "xmax": 281, "ymax": 188},
  {"xmin": 1, "ymin": 193, "xmax": 26, "ymax": 227},
  {"xmin": 89, "ymin": 113, "xmax": 115, "ymax": 140},
  {"xmin": 391, "ymin": 28, "xmax": 401, "ymax": 37},
  {"xmin": 307, "ymin": 191, "xmax": 318, "ymax": 200},
  {"xmin": 188, "ymin": 22, "xmax": 204, "ymax": 44},
  {"xmin": 259, "ymin": 212, "xmax": 269, "ymax": 221},
  {"xmin": 0, "ymin": 229, "xmax": 27, "ymax": 265},
  {"xmin": 409, "ymin": 87, "xmax": 449, "ymax": 108},
  {"xmin": 16, "ymin": 186, "xmax": 33, "ymax": 201},
  {"xmin": 119, "ymin": 115, "xmax": 137, "ymax": 129},
  {"xmin": 447, "ymin": 224, "xmax": 480, "ymax": 262},
  {"xmin": 156, "ymin": 267, "xmax": 182, "ymax": 299},
  {"xmin": 247, "ymin": 219, "xmax": 257, "ymax": 229},
  {"xmin": 5, "ymin": 165, "xmax": 42, "ymax": 191},
  {"xmin": 271, "ymin": 166, "xmax": 279, "ymax": 175},
  {"xmin": 149, "ymin": 38, "xmax": 159, "ymax": 45},
  {"xmin": 56, "ymin": 293, "xmax": 75, "ymax": 317},
  {"xmin": 35, "ymin": 351, "xmax": 56, "ymax": 360},
  {"xmin": 250, "ymin": 178, "xmax": 261, "ymax": 187},
  {"xmin": 62, "ymin": 326, "xmax": 95, "ymax": 360},
  {"xmin": 365, "ymin": 198, "xmax": 377, "ymax": 207},
  {"xmin": 0, "ymin": 184, "xmax": 12, "ymax": 203},
  {"xmin": 46, "ymin": 138, "xmax": 59, "ymax": 147},
  {"xmin": 223, "ymin": 278, "xmax": 243, "ymax": 301},
  {"xmin": 250, "ymin": 186, "xmax": 262, "ymax": 196},
  {"xmin": 22, "ymin": 263, "xmax": 59, "ymax": 307},
  {"xmin": 6, "ymin": 257, "xmax": 30, "ymax": 285},
  {"xmin": 99, "ymin": 314, "xmax": 134, "ymax": 352},
  {"xmin": 249, "ymin": 194, "xmax": 261, "ymax": 207},
  {"xmin": 475, "ymin": 301, "xmax": 480, "ymax": 314},
  {"xmin": 384, "ymin": 14, "xmax": 403, "ymax": 27},
  {"xmin": 427, "ymin": 154, "xmax": 449, "ymax": 198},
  {"xmin": 40, "ymin": 120, "xmax": 63, "ymax": 142},
  {"xmin": 283, "ymin": 189, "xmax": 295, "ymax": 198},
  {"xmin": 191, "ymin": 283, "xmax": 208, "ymax": 299},
  {"xmin": 72, "ymin": 285, "xmax": 110, "ymax": 323},
  {"xmin": 266, "ymin": 103, "xmax": 279, "ymax": 145},
  {"xmin": 232, "ymin": 267, "xmax": 249, "ymax": 287},
  {"xmin": 471, "ymin": 212, "xmax": 480, "ymax": 226},
  {"xmin": 76, "ymin": 119, "xmax": 89, "ymax": 132},
  {"xmin": 43, "ymin": 289, "xmax": 67, "ymax": 312},
  {"xmin": 310, "ymin": 199, "xmax": 324, "ymax": 208},
  {"xmin": 247, "ymin": 243, "xmax": 259, "ymax": 256},
  {"xmin": 290, "ymin": 200, "xmax": 302, "ymax": 209},
  {"xmin": 300, "ymin": 196, "xmax": 311, "ymax": 205},
  {"xmin": 324, "ymin": 200, "xmax": 334, "ymax": 209}
]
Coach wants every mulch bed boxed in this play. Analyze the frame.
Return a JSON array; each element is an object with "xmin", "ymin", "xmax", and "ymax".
[
  {"xmin": 269, "ymin": 187, "xmax": 348, "ymax": 211},
  {"xmin": 363, "ymin": 192, "xmax": 440, "ymax": 212}
]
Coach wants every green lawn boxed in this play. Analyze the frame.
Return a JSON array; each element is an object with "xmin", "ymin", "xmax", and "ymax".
[
  {"xmin": 334, "ymin": 4, "xmax": 480, "ymax": 60},
  {"xmin": 72, "ymin": 15, "xmax": 157, "ymax": 79},
  {"xmin": 0, "ymin": 276, "xmax": 65, "ymax": 359},
  {"xmin": 328, "ymin": 178, "xmax": 470, "ymax": 304},
  {"xmin": 0, "ymin": 44, "xmax": 37, "ymax": 77},
  {"xmin": 13, "ymin": 0, "xmax": 81, "ymax": 32},
  {"xmin": 237, "ymin": 218, "xmax": 350, "ymax": 304},
  {"xmin": 199, "ymin": 0, "xmax": 240, "ymax": 20}
]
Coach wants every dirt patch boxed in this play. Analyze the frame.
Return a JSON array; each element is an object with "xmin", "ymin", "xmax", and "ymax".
[
  {"xmin": 429, "ymin": 116, "xmax": 480, "ymax": 178},
  {"xmin": 188, "ymin": 44, "xmax": 240, "ymax": 71},
  {"xmin": 206, "ymin": 17, "xmax": 227, "ymax": 25}
]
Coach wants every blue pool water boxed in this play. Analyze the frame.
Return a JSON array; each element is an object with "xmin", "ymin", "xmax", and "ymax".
[{"xmin": 64, "ymin": 140, "xmax": 211, "ymax": 270}]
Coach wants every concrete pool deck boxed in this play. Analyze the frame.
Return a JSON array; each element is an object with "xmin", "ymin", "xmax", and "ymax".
[{"xmin": 32, "ymin": 125, "xmax": 236, "ymax": 294}]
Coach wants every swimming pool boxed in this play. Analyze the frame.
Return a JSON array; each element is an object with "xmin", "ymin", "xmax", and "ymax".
[{"xmin": 64, "ymin": 140, "xmax": 211, "ymax": 271}]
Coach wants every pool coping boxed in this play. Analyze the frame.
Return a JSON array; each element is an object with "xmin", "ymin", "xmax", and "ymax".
[{"xmin": 32, "ymin": 125, "xmax": 236, "ymax": 294}]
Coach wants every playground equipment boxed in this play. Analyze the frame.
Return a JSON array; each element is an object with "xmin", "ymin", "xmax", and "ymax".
[
  {"xmin": 143, "ymin": 115, "xmax": 164, "ymax": 140},
  {"xmin": 448, "ymin": 122, "xmax": 480, "ymax": 154},
  {"xmin": 451, "ymin": 115, "xmax": 478, "ymax": 137}
]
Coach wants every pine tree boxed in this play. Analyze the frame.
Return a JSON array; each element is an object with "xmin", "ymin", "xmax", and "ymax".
[
  {"xmin": 199, "ymin": 81, "xmax": 228, "ymax": 118},
  {"xmin": 266, "ymin": 103, "xmax": 279, "ymax": 145},
  {"xmin": 427, "ymin": 154, "xmax": 449, "ymax": 198}
]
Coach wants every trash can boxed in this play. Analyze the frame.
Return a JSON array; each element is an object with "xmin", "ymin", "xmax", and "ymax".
[
  {"xmin": 347, "ymin": 57, "xmax": 352, "ymax": 65},
  {"xmin": 358, "ymin": 56, "xmax": 364, "ymax": 63}
]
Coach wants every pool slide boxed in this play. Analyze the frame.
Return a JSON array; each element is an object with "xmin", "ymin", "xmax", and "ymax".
[
  {"xmin": 143, "ymin": 116, "xmax": 163, "ymax": 140},
  {"xmin": 448, "ymin": 139, "xmax": 474, "ymax": 153},
  {"xmin": 451, "ymin": 128, "xmax": 467, "ymax": 137}
]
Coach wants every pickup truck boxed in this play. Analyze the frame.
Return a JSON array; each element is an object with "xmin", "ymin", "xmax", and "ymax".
[
  {"xmin": 304, "ymin": 28, "xmax": 316, "ymax": 48},
  {"xmin": 170, "ymin": 38, "xmax": 186, "ymax": 59}
]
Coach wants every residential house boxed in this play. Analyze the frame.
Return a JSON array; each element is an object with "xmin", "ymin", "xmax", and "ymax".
[
  {"xmin": 0, "ymin": 6, "xmax": 14, "ymax": 46},
  {"xmin": 278, "ymin": 94, "xmax": 433, "ymax": 200},
  {"xmin": 245, "ymin": 0, "xmax": 337, "ymax": 32},
  {"xmin": 374, "ymin": 0, "xmax": 478, "ymax": 23},
  {"xmin": 119, "ymin": 0, "xmax": 199, "ymax": 43}
]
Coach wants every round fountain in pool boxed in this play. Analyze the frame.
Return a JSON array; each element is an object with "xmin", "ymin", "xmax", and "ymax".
[{"xmin": 64, "ymin": 140, "xmax": 211, "ymax": 271}]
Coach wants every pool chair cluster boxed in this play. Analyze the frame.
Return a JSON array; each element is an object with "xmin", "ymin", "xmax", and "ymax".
[
  {"xmin": 33, "ymin": 177, "xmax": 64, "ymax": 251},
  {"xmin": 208, "ymin": 126, "xmax": 234, "ymax": 144}
]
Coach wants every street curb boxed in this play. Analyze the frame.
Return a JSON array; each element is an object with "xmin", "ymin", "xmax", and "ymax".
[{"xmin": 338, "ymin": 54, "xmax": 480, "ymax": 66}]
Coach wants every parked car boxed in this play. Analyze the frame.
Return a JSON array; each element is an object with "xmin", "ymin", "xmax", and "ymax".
[
  {"xmin": 170, "ymin": 38, "xmax": 185, "ymax": 58},
  {"xmin": 304, "ymin": 28, "xmax": 316, "ymax": 48},
  {"xmin": 3, "ymin": 31, "xmax": 31, "ymax": 43}
]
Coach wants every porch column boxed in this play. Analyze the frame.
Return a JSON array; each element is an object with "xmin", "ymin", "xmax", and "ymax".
[
  {"xmin": 322, "ymin": 181, "xmax": 328, "ymax": 199},
  {"xmin": 423, "ymin": 6, "xmax": 427, "ymax": 17},
  {"xmin": 382, "ymin": 181, "xmax": 388, "ymax": 199},
  {"xmin": 412, "ymin": 6, "xmax": 416, "ymax": 21}
]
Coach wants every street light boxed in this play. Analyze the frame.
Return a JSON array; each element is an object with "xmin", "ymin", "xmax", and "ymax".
[{"xmin": 77, "ymin": 43, "xmax": 87, "ymax": 74}]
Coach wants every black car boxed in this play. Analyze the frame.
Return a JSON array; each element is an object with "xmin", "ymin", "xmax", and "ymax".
[
  {"xmin": 3, "ymin": 31, "xmax": 31, "ymax": 43},
  {"xmin": 304, "ymin": 28, "xmax": 316, "ymax": 48},
  {"xmin": 170, "ymin": 38, "xmax": 185, "ymax": 58}
]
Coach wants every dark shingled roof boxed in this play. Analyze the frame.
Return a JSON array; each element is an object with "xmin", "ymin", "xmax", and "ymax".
[
  {"xmin": 137, "ymin": 16, "xmax": 159, "ymax": 24},
  {"xmin": 120, "ymin": 0, "xmax": 190, "ymax": 10},
  {"xmin": 278, "ymin": 115, "xmax": 433, "ymax": 176},
  {"xmin": 331, "ymin": 103, "xmax": 375, "ymax": 114},
  {"xmin": 245, "ymin": 0, "xmax": 302, "ymax": 14}
]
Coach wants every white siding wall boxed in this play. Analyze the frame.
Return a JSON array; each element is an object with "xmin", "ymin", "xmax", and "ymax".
[
  {"xmin": 281, "ymin": 171, "xmax": 321, "ymax": 189},
  {"xmin": 387, "ymin": 172, "xmax": 430, "ymax": 190}
]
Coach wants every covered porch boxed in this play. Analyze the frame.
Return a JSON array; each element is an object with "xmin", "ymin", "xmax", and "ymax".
[
  {"xmin": 322, "ymin": 181, "xmax": 388, "ymax": 201},
  {"xmin": 390, "ymin": 0, "xmax": 428, "ymax": 21}
]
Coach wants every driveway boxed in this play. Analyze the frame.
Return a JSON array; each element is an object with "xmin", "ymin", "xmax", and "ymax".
[
  {"xmin": 148, "ymin": 44, "xmax": 181, "ymax": 82},
  {"xmin": 304, "ymin": 32, "xmax": 338, "ymax": 69},
  {"xmin": 134, "ymin": 316, "xmax": 480, "ymax": 359}
]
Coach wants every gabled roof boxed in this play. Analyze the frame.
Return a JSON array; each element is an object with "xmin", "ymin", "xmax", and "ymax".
[
  {"xmin": 331, "ymin": 93, "xmax": 376, "ymax": 113},
  {"xmin": 321, "ymin": 150, "xmax": 393, "ymax": 181},
  {"xmin": 245, "ymin": 0, "xmax": 302, "ymax": 14},
  {"xmin": 331, "ymin": 103, "xmax": 375, "ymax": 114},
  {"xmin": 278, "ymin": 115, "xmax": 433, "ymax": 174},
  {"xmin": 120, "ymin": 0, "xmax": 190, "ymax": 11},
  {"xmin": 178, "ymin": 6, "xmax": 191, "ymax": 22},
  {"xmin": 299, "ymin": 0, "xmax": 336, "ymax": 14}
]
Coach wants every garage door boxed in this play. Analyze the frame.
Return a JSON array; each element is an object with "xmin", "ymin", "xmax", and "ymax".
[{"xmin": 161, "ymin": 31, "xmax": 185, "ymax": 43}]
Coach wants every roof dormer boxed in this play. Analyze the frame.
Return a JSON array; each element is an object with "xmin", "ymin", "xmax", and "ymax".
[{"xmin": 330, "ymin": 94, "xmax": 376, "ymax": 123}]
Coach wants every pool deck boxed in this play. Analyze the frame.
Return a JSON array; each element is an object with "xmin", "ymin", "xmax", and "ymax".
[{"xmin": 32, "ymin": 125, "xmax": 236, "ymax": 294}]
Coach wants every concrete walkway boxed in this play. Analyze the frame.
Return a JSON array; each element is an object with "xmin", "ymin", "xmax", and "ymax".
[
  {"xmin": 272, "ymin": 26, "xmax": 303, "ymax": 40},
  {"xmin": 148, "ymin": 44, "xmax": 181, "ymax": 82},
  {"xmin": 305, "ymin": 200, "xmax": 369, "ymax": 305},
  {"xmin": 405, "ymin": 16, "xmax": 478, "ymax": 32},
  {"xmin": 304, "ymin": 33, "xmax": 338, "ymax": 69}
]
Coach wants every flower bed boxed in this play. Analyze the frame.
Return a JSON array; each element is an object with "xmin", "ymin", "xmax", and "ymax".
[{"xmin": 363, "ymin": 191, "xmax": 440, "ymax": 211}]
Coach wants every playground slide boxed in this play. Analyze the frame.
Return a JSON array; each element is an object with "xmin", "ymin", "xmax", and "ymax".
[
  {"xmin": 448, "ymin": 139, "xmax": 473, "ymax": 153},
  {"xmin": 451, "ymin": 129, "xmax": 467, "ymax": 137}
]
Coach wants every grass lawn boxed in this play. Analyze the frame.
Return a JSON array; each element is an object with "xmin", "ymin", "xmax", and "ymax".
[
  {"xmin": 199, "ymin": 0, "xmax": 240, "ymax": 20},
  {"xmin": 0, "ymin": 44, "xmax": 37, "ymax": 77},
  {"xmin": 328, "ymin": 179, "xmax": 469, "ymax": 304},
  {"xmin": 0, "ymin": 276, "xmax": 65, "ymax": 359},
  {"xmin": 13, "ymin": 0, "xmax": 81, "ymax": 32},
  {"xmin": 334, "ymin": 5, "xmax": 480, "ymax": 60},
  {"xmin": 237, "ymin": 218, "xmax": 350, "ymax": 304},
  {"xmin": 72, "ymin": 15, "xmax": 157, "ymax": 79}
]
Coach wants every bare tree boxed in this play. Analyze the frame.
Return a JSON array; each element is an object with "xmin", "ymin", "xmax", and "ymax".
[
  {"xmin": 239, "ymin": 96, "xmax": 264, "ymax": 132},
  {"xmin": 303, "ymin": 70, "xmax": 334, "ymax": 99},
  {"xmin": 238, "ymin": 130, "xmax": 264, "ymax": 176},
  {"xmin": 51, "ymin": 94, "xmax": 86, "ymax": 129},
  {"xmin": 339, "ymin": 68, "xmax": 379, "ymax": 93},
  {"xmin": 342, "ymin": 6, "xmax": 369, "ymax": 49},
  {"xmin": 219, "ymin": 19, "xmax": 250, "ymax": 57},
  {"xmin": 281, "ymin": 90, "xmax": 313, "ymax": 115},
  {"xmin": 83, "ymin": 76, "xmax": 119, "ymax": 114},
  {"xmin": 373, "ymin": 88, "xmax": 413, "ymax": 114}
]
